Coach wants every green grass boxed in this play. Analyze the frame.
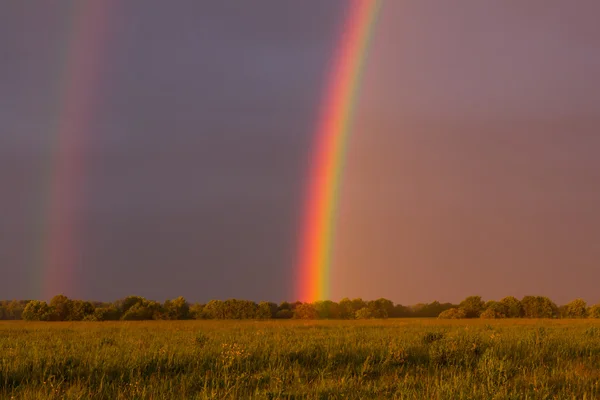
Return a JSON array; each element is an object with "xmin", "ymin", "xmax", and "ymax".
[{"xmin": 1, "ymin": 319, "xmax": 600, "ymax": 399}]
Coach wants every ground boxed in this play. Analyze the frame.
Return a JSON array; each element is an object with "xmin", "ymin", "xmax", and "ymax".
[{"xmin": 1, "ymin": 319, "xmax": 600, "ymax": 399}]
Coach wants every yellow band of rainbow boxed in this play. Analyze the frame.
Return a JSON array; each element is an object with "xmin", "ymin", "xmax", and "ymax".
[{"xmin": 296, "ymin": 0, "xmax": 381, "ymax": 302}]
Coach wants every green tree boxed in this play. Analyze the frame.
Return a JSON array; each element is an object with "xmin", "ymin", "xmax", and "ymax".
[
  {"xmin": 438, "ymin": 307, "xmax": 466, "ymax": 319},
  {"xmin": 367, "ymin": 298, "xmax": 394, "ymax": 318},
  {"xmin": 121, "ymin": 300, "xmax": 162, "ymax": 320},
  {"xmin": 189, "ymin": 303, "xmax": 206, "ymax": 319},
  {"xmin": 256, "ymin": 301, "xmax": 277, "ymax": 319},
  {"xmin": 499, "ymin": 296, "xmax": 523, "ymax": 318},
  {"xmin": 459, "ymin": 296, "xmax": 485, "ymax": 318},
  {"xmin": 314, "ymin": 300, "xmax": 340, "ymax": 319},
  {"xmin": 355, "ymin": 307, "xmax": 374, "ymax": 319},
  {"xmin": 588, "ymin": 304, "xmax": 600, "ymax": 319},
  {"xmin": 163, "ymin": 296, "xmax": 190, "ymax": 320},
  {"xmin": 412, "ymin": 302, "xmax": 456, "ymax": 318},
  {"xmin": 90, "ymin": 307, "xmax": 120, "ymax": 321},
  {"xmin": 481, "ymin": 301, "xmax": 508, "ymax": 318},
  {"xmin": 22, "ymin": 300, "xmax": 52, "ymax": 321},
  {"xmin": 203, "ymin": 300, "xmax": 225, "ymax": 319},
  {"xmin": 338, "ymin": 298, "xmax": 355, "ymax": 319},
  {"xmin": 70, "ymin": 300, "xmax": 95, "ymax": 321},
  {"xmin": 350, "ymin": 298, "xmax": 367, "ymax": 315},
  {"xmin": 115, "ymin": 296, "xmax": 146, "ymax": 316},
  {"xmin": 222, "ymin": 299, "xmax": 258, "ymax": 319},
  {"xmin": 2, "ymin": 300, "xmax": 28, "ymax": 320},
  {"xmin": 293, "ymin": 303, "xmax": 319, "ymax": 319},
  {"xmin": 391, "ymin": 304, "xmax": 412, "ymax": 318},
  {"xmin": 48, "ymin": 294, "xmax": 74, "ymax": 321},
  {"xmin": 521, "ymin": 296, "xmax": 558, "ymax": 318},
  {"xmin": 564, "ymin": 298, "xmax": 587, "ymax": 318}
]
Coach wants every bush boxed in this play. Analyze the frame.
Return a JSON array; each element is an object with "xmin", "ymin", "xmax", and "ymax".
[
  {"xmin": 564, "ymin": 299, "xmax": 588, "ymax": 318},
  {"xmin": 438, "ymin": 308, "xmax": 467, "ymax": 319},
  {"xmin": 588, "ymin": 304, "xmax": 600, "ymax": 319},
  {"xmin": 275, "ymin": 309, "xmax": 293, "ymax": 319},
  {"xmin": 293, "ymin": 303, "xmax": 319, "ymax": 319},
  {"xmin": 355, "ymin": 307, "xmax": 374, "ymax": 319},
  {"xmin": 479, "ymin": 308, "xmax": 506, "ymax": 319},
  {"xmin": 22, "ymin": 301, "xmax": 52, "ymax": 321}
]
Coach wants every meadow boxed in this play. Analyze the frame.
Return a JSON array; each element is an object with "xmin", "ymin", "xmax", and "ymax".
[{"xmin": 1, "ymin": 319, "xmax": 600, "ymax": 399}]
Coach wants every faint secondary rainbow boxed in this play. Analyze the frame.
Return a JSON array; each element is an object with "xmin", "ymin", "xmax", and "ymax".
[
  {"xmin": 296, "ymin": 0, "xmax": 381, "ymax": 302},
  {"xmin": 39, "ymin": 2, "xmax": 114, "ymax": 300}
]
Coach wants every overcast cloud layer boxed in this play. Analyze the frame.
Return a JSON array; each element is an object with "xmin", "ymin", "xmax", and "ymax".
[{"xmin": 1, "ymin": 1, "xmax": 599, "ymax": 304}]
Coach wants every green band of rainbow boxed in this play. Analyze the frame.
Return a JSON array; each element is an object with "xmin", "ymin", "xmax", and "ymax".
[{"xmin": 296, "ymin": 0, "xmax": 381, "ymax": 302}]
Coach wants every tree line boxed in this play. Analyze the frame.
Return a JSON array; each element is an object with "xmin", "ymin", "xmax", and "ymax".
[{"xmin": 1, "ymin": 294, "xmax": 599, "ymax": 321}]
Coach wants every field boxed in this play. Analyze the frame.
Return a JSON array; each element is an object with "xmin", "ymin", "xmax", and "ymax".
[{"xmin": 1, "ymin": 319, "xmax": 600, "ymax": 399}]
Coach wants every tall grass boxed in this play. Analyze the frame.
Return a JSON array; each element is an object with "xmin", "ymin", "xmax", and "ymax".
[{"xmin": 1, "ymin": 319, "xmax": 599, "ymax": 399}]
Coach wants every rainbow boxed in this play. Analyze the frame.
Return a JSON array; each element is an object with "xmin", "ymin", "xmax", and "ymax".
[
  {"xmin": 296, "ymin": 0, "xmax": 381, "ymax": 302},
  {"xmin": 39, "ymin": 2, "xmax": 114, "ymax": 300}
]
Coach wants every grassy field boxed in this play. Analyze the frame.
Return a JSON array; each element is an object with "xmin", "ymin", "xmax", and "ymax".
[{"xmin": 1, "ymin": 319, "xmax": 600, "ymax": 399}]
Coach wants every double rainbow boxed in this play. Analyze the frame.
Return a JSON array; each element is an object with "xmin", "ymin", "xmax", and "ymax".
[
  {"xmin": 40, "ymin": 2, "xmax": 114, "ymax": 299},
  {"xmin": 296, "ymin": 0, "xmax": 381, "ymax": 302}
]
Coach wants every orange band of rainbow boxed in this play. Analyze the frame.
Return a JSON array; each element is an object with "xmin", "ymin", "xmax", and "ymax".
[{"xmin": 296, "ymin": 0, "xmax": 381, "ymax": 302}]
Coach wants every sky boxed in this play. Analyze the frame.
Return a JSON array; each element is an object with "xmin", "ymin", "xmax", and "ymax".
[{"xmin": 1, "ymin": 1, "xmax": 599, "ymax": 305}]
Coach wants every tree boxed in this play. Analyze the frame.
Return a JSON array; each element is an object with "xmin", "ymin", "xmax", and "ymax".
[
  {"xmin": 350, "ymin": 298, "xmax": 367, "ymax": 315},
  {"xmin": 588, "ymin": 304, "xmax": 600, "ymax": 319},
  {"xmin": 222, "ymin": 299, "xmax": 258, "ymax": 319},
  {"xmin": 459, "ymin": 296, "xmax": 485, "ymax": 318},
  {"xmin": 438, "ymin": 308, "xmax": 467, "ymax": 319},
  {"xmin": 22, "ymin": 300, "xmax": 51, "ymax": 321},
  {"xmin": 481, "ymin": 301, "xmax": 508, "ymax": 319},
  {"xmin": 564, "ymin": 298, "xmax": 587, "ymax": 318},
  {"xmin": 256, "ymin": 301, "xmax": 277, "ymax": 319},
  {"xmin": 521, "ymin": 296, "xmax": 558, "ymax": 318},
  {"xmin": 70, "ymin": 300, "xmax": 95, "ymax": 321},
  {"xmin": 163, "ymin": 296, "xmax": 190, "ymax": 320},
  {"xmin": 411, "ymin": 301, "xmax": 456, "ymax": 318},
  {"xmin": 367, "ymin": 298, "xmax": 394, "ymax": 319},
  {"xmin": 189, "ymin": 303, "xmax": 206, "ymax": 319},
  {"xmin": 314, "ymin": 300, "xmax": 340, "ymax": 319},
  {"xmin": 203, "ymin": 300, "xmax": 225, "ymax": 319},
  {"xmin": 355, "ymin": 307, "xmax": 374, "ymax": 319},
  {"xmin": 121, "ymin": 300, "xmax": 162, "ymax": 320},
  {"xmin": 391, "ymin": 304, "xmax": 412, "ymax": 318},
  {"xmin": 49, "ymin": 295, "xmax": 73, "ymax": 321},
  {"xmin": 2, "ymin": 300, "xmax": 29, "ymax": 320},
  {"xmin": 276, "ymin": 301, "xmax": 293, "ymax": 318},
  {"xmin": 338, "ymin": 298, "xmax": 355, "ymax": 319},
  {"xmin": 275, "ymin": 309, "xmax": 293, "ymax": 319},
  {"xmin": 480, "ymin": 301, "xmax": 508, "ymax": 319},
  {"xmin": 499, "ymin": 296, "xmax": 523, "ymax": 318},
  {"xmin": 293, "ymin": 303, "xmax": 319, "ymax": 319},
  {"xmin": 90, "ymin": 307, "xmax": 120, "ymax": 321}
]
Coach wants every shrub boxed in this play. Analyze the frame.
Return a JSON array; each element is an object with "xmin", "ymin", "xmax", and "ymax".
[
  {"xmin": 564, "ymin": 299, "xmax": 588, "ymax": 318},
  {"xmin": 293, "ymin": 303, "xmax": 319, "ymax": 319},
  {"xmin": 355, "ymin": 307, "xmax": 374, "ymax": 319},
  {"xmin": 22, "ymin": 301, "xmax": 52, "ymax": 321},
  {"xmin": 588, "ymin": 304, "xmax": 600, "ymax": 319},
  {"xmin": 275, "ymin": 309, "xmax": 293, "ymax": 319},
  {"xmin": 480, "ymin": 309, "xmax": 497, "ymax": 319},
  {"xmin": 438, "ymin": 308, "xmax": 467, "ymax": 319}
]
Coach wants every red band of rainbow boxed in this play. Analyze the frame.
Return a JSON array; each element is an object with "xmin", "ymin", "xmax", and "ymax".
[{"xmin": 296, "ymin": 0, "xmax": 381, "ymax": 302}]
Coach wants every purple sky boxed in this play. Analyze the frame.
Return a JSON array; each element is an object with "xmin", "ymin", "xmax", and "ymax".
[{"xmin": 1, "ymin": 1, "xmax": 599, "ymax": 304}]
